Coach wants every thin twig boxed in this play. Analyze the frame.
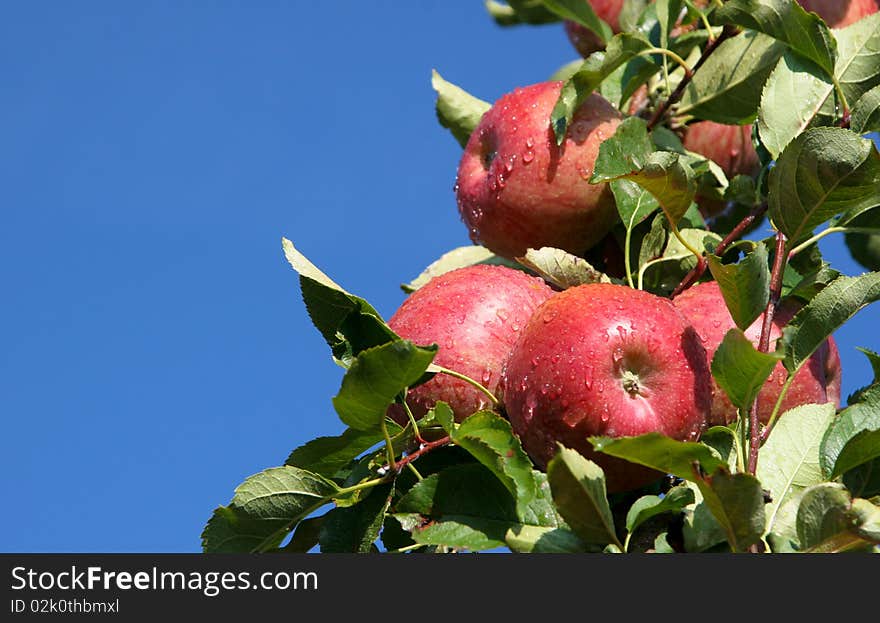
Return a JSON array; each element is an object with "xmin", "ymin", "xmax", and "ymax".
[
  {"xmin": 647, "ymin": 24, "xmax": 739, "ymax": 131},
  {"xmin": 747, "ymin": 231, "xmax": 787, "ymax": 476},
  {"xmin": 670, "ymin": 202, "xmax": 768, "ymax": 299}
]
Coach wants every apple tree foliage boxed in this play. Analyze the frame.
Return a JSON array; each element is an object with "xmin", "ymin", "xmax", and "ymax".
[{"xmin": 202, "ymin": 0, "xmax": 880, "ymax": 554}]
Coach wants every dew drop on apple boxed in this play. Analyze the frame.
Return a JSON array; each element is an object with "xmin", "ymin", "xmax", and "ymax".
[
  {"xmin": 481, "ymin": 369, "xmax": 492, "ymax": 384},
  {"xmin": 712, "ymin": 319, "xmax": 722, "ymax": 329},
  {"xmin": 511, "ymin": 322, "xmax": 520, "ymax": 332},
  {"xmin": 495, "ymin": 308, "xmax": 508, "ymax": 323},
  {"xmin": 522, "ymin": 149, "xmax": 535, "ymax": 164}
]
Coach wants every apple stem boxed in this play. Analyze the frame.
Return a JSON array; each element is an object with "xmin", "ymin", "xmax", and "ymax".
[
  {"xmin": 671, "ymin": 202, "xmax": 769, "ymax": 299},
  {"xmin": 646, "ymin": 24, "xmax": 738, "ymax": 131},
  {"xmin": 747, "ymin": 231, "xmax": 787, "ymax": 475},
  {"xmin": 381, "ymin": 419, "xmax": 398, "ymax": 472},
  {"xmin": 432, "ymin": 364, "xmax": 500, "ymax": 406}
]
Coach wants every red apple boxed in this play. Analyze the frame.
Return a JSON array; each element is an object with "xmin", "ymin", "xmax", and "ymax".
[
  {"xmin": 682, "ymin": 121, "xmax": 760, "ymax": 217},
  {"xmin": 564, "ymin": 0, "xmax": 708, "ymax": 57},
  {"xmin": 455, "ymin": 81, "xmax": 623, "ymax": 260},
  {"xmin": 501, "ymin": 282, "xmax": 712, "ymax": 492},
  {"xmin": 386, "ymin": 264, "xmax": 554, "ymax": 424},
  {"xmin": 564, "ymin": 0, "xmax": 625, "ymax": 57},
  {"xmin": 682, "ymin": 121, "xmax": 760, "ymax": 182},
  {"xmin": 798, "ymin": 0, "xmax": 877, "ymax": 27},
  {"xmin": 672, "ymin": 281, "xmax": 842, "ymax": 426}
]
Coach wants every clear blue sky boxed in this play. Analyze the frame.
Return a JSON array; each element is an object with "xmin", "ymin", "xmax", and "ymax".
[{"xmin": 1, "ymin": 2, "xmax": 876, "ymax": 553}]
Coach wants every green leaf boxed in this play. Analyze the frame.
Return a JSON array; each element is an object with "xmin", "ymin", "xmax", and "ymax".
[
  {"xmin": 280, "ymin": 515, "xmax": 324, "ymax": 553},
  {"xmin": 394, "ymin": 463, "xmax": 564, "ymax": 552},
  {"xmin": 541, "ymin": 0, "xmax": 612, "ymax": 44},
  {"xmin": 797, "ymin": 483, "xmax": 880, "ymax": 553},
  {"xmin": 694, "ymin": 468, "xmax": 767, "ymax": 552},
  {"xmin": 821, "ymin": 384, "xmax": 880, "ymax": 479},
  {"xmin": 590, "ymin": 433, "xmax": 726, "ymax": 482},
  {"xmin": 401, "ymin": 245, "xmax": 519, "ymax": 293},
  {"xmin": 781, "ymin": 272, "xmax": 880, "ymax": 374},
  {"xmin": 711, "ymin": 328, "xmax": 784, "ymax": 413},
  {"xmin": 546, "ymin": 446, "xmax": 622, "ymax": 548},
  {"xmin": 592, "ymin": 116, "xmax": 654, "ymax": 182},
  {"xmin": 610, "ymin": 180, "xmax": 661, "ymax": 238},
  {"xmin": 851, "ymin": 84, "xmax": 880, "ymax": 134},
  {"xmin": 594, "ymin": 151, "xmax": 697, "ymax": 227},
  {"xmin": 332, "ymin": 340, "xmax": 438, "ymax": 431},
  {"xmin": 282, "ymin": 238, "xmax": 397, "ymax": 366},
  {"xmin": 844, "ymin": 459, "xmax": 880, "ymax": 498},
  {"xmin": 516, "ymin": 247, "xmax": 611, "ymax": 289},
  {"xmin": 715, "ymin": 0, "xmax": 837, "ymax": 77},
  {"xmin": 782, "ymin": 245, "xmax": 842, "ymax": 303},
  {"xmin": 625, "ymin": 485, "xmax": 695, "ymax": 536},
  {"xmin": 284, "ymin": 427, "xmax": 394, "ymax": 478},
  {"xmin": 768, "ymin": 128, "xmax": 880, "ymax": 246},
  {"xmin": 677, "ymin": 31, "xmax": 785, "ymax": 124},
  {"xmin": 444, "ymin": 410, "xmax": 539, "ymax": 519},
  {"xmin": 201, "ymin": 466, "xmax": 341, "ymax": 553},
  {"xmin": 758, "ymin": 402, "xmax": 837, "ymax": 537},
  {"xmin": 757, "ymin": 52, "xmax": 834, "ymax": 159},
  {"xmin": 758, "ymin": 13, "xmax": 880, "ymax": 158},
  {"xmin": 431, "ymin": 70, "xmax": 491, "ymax": 149},
  {"xmin": 318, "ymin": 482, "xmax": 393, "ymax": 553},
  {"xmin": 655, "ymin": 0, "xmax": 683, "ymax": 51},
  {"xmin": 551, "ymin": 33, "xmax": 656, "ymax": 143},
  {"xmin": 707, "ymin": 243, "xmax": 771, "ymax": 330},
  {"xmin": 503, "ymin": 525, "xmax": 593, "ymax": 553},
  {"xmin": 484, "ymin": 0, "xmax": 561, "ymax": 25}
]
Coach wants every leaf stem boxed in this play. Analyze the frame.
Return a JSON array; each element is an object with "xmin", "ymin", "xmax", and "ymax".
[
  {"xmin": 647, "ymin": 24, "xmax": 738, "ymax": 130},
  {"xmin": 747, "ymin": 231, "xmax": 787, "ymax": 475},
  {"xmin": 381, "ymin": 418, "xmax": 398, "ymax": 472},
  {"xmin": 625, "ymin": 226, "xmax": 636, "ymax": 289},
  {"xmin": 432, "ymin": 364, "xmax": 499, "ymax": 406},
  {"xmin": 642, "ymin": 48, "xmax": 693, "ymax": 77},
  {"xmin": 787, "ymin": 226, "xmax": 878, "ymax": 258}
]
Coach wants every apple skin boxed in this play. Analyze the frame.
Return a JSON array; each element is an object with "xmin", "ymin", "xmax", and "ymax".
[
  {"xmin": 682, "ymin": 121, "xmax": 760, "ymax": 217},
  {"xmin": 682, "ymin": 121, "xmax": 760, "ymax": 182},
  {"xmin": 672, "ymin": 281, "xmax": 842, "ymax": 427},
  {"xmin": 564, "ymin": 0, "xmax": 625, "ymax": 57},
  {"xmin": 798, "ymin": 0, "xmax": 877, "ymax": 28},
  {"xmin": 455, "ymin": 81, "xmax": 623, "ymax": 260},
  {"xmin": 501, "ymin": 282, "xmax": 712, "ymax": 492},
  {"xmin": 386, "ymin": 264, "xmax": 554, "ymax": 424}
]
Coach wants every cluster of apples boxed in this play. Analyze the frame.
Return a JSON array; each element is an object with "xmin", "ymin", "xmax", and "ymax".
[{"xmin": 386, "ymin": 0, "xmax": 863, "ymax": 492}]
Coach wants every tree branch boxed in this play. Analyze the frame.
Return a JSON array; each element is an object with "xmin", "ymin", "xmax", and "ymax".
[
  {"xmin": 747, "ymin": 231, "xmax": 787, "ymax": 476},
  {"xmin": 647, "ymin": 24, "xmax": 738, "ymax": 131}
]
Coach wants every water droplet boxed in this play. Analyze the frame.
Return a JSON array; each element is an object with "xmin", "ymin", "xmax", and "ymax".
[
  {"xmin": 522, "ymin": 150, "xmax": 535, "ymax": 164},
  {"xmin": 481, "ymin": 370, "xmax": 492, "ymax": 384},
  {"xmin": 511, "ymin": 323, "xmax": 520, "ymax": 332},
  {"xmin": 495, "ymin": 309, "xmax": 508, "ymax": 323},
  {"xmin": 525, "ymin": 137, "xmax": 535, "ymax": 149},
  {"xmin": 540, "ymin": 383, "xmax": 549, "ymax": 396},
  {"xmin": 711, "ymin": 320, "xmax": 722, "ymax": 329}
]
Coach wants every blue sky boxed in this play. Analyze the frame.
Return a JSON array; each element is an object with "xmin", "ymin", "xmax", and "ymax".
[{"xmin": 1, "ymin": 2, "xmax": 876, "ymax": 553}]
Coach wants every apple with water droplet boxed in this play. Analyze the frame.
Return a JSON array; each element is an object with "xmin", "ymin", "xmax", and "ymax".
[
  {"xmin": 386, "ymin": 264, "xmax": 554, "ymax": 424},
  {"xmin": 564, "ymin": 0, "xmax": 625, "ymax": 57},
  {"xmin": 798, "ymin": 0, "xmax": 877, "ymax": 27},
  {"xmin": 455, "ymin": 81, "xmax": 623, "ymax": 260},
  {"xmin": 672, "ymin": 280, "xmax": 842, "ymax": 426},
  {"xmin": 501, "ymin": 282, "xmax": 712, "ymax": 492}
]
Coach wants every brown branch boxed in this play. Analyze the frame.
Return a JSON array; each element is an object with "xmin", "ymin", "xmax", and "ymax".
[
  {"xmin": 747, "ymin": 231, "xmax": 787, "ymax": 476},
  {"xmin": 670, "ymin": 202, "xmax": 769, "ymax": 299},
  {"xmin": 647, "ymin": 24, "xmax": 739, "ymax": 131},
  {"xmin": 386, "ymin": 435, "xmax": 451, "ymax": 474}
]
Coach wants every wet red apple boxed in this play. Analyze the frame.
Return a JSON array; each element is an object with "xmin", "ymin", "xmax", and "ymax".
[
  {"xmin": 386, "ymin": 264, "xmax": 553, "ymax": 423},
  {"xmin": 798, "ymin": 0, "xmax": 877, "ymax": 27},
  {"xmin": 672, "ymin": 280, "xmax": 842, "ymax": 426},
  {"xmin": 501, "ymin": 282, "xmax": 712, "ymax": 492},
  {"xmin": 455, "ymin": 81, "xmax": 623, "ymax": 260}
]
